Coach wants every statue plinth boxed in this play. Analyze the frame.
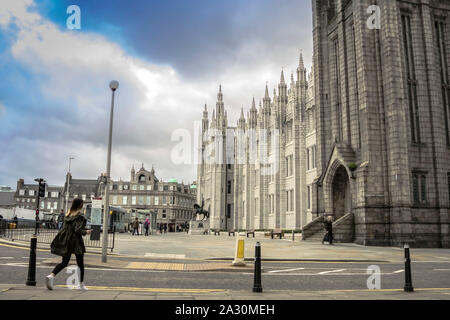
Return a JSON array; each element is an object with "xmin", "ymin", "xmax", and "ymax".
[{"xmin": 189, "ymin": 219, "xmax": 210, "ymax": 235}]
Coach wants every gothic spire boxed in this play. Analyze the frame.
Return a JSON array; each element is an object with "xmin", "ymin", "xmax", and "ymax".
[
  {"xmin": 280, "ymin": 69, "xmax": 285, "ymax": 84},
  {"xmin": 265, "ymin": 82, "xmax": 269, "ymax": 98}
]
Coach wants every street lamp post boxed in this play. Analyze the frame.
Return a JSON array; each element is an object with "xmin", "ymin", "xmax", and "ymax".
[
  {"xmin": 65, "ymin": 157, "xmax": 75, "ymax": 213},
  {"xmin": 101, "ymin": 80, "xmax": 119, "ymax": 263}
]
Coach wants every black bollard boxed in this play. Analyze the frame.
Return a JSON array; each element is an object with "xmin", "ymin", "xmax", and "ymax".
[
  {"xmin": 26, "ymin": 236, "xmax": 37, "ymax": 286},
  {"xmin": 253, "ymin": 242, "xmax": 263, "ymax": 293},
  {"xmin": 404, "ymin": 243, "xmax": 414, "ymax": 292}
]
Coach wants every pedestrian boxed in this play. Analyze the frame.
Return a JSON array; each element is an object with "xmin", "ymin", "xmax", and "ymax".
[
  {"xmin": 159, "ymin": 224, "xmax": 163, "ymax": 234},
  {"xmin": 163, "ymin": 224, "xmax": 167, "ymax": 234},
  {"xmin": 132, "ymin": 217, "xmax": 139, "ymax": 236},
  {"xmin": 46, "ymin": 198, "xmax": 92, "ymax": 291},
  {"xmin": 144, "ymin": 216, "xmax": 150, "ymax": 236},
  {"xmin": 322, "ymin": 216, "xmax": 334, "ymax": 245},
  {"xmin": 57, "ymin": 210, "xmax": 65, "ymax": 230}
]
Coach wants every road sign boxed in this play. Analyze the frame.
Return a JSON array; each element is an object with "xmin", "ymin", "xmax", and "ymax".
[{"xmin": 91, "ymin": 198, "xmax": 102, "ymax": 226}]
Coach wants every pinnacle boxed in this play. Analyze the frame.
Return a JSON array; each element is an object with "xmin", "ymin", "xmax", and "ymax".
[{"xmin": 280, "ymin": 69, "xmax": 285, "ymax": 83}]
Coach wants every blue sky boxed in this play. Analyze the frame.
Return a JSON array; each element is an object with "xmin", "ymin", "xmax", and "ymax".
[{"xmin": 0, "ymin": 0, "xmax": 312, "ymax": 188}]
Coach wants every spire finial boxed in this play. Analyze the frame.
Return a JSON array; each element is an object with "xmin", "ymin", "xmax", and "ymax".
[
  {"xmin": 280, "ymin": 68, "xmax": 285, "ymax": 83},
  {"xmin": 265, "ymin": 82, "xmax": 269, "ymax": 98},
  {"xmin": 299, "ymin": 51, "xmax": 304, "ymax": 68}
]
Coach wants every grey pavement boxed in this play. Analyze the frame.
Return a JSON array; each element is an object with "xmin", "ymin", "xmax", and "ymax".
[
  {"xmin": 1, "ymin": 284, "xmax": 450, "ymax": 300},
  {"xmin": 111, "ymin": 233, "xmax": 450, "ymax": 262}
]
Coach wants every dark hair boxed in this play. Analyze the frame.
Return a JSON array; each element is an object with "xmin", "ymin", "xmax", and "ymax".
[{"xmin": 67, "ymin": 198, "xmax": 84, "ymax": 216}]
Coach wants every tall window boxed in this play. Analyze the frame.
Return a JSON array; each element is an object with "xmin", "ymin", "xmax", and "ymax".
[
  {"xmin": 412, "ymin": 172, "xmax": 427, "ymax": 204},
  {"xmin": 447, "ymin": 173, "xmax": 450, "ymax": 204},
  {"xmin": 122, "ymin": 196, "xmax": 127, "ymax": 205},
  {"xmin": 227, "ymin": 180, "xmax": 232, "ymax": 194},
  {"xmin": 334, "ymin": 39, "xmax": 343, "ymax": 142},
  {"xmin": 402, "ymin": 14, "xmax": 420, "ymax": 143},
  {"xmin": 436, "ymin": 21, "xmax": 450, "ymax": 145},
  {"xmin": 286, "ymin": 190, "xmax": 294, "ymax": 212},
  {"xmin": 227, "ymin": 204, "xmax": 231, "ymax": 218},
  {"xmin": 132, "ymin": 196, "xmax": 137, "ymax": 205},
  {"xmin": 307, "ymin": 186, "xmax": 311, "ymax": 210},
  {"xmin": 306, "ymin": 149, "xmax": 310, "ymax": 170}
]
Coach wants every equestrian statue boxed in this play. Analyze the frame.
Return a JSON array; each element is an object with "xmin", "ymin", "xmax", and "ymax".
[{"xmin": 193, "ymin": 199, "xmax": 210, "ymax": 221}]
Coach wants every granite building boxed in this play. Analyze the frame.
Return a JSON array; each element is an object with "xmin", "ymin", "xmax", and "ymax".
[
  {"xmin": 197, "ymin": 54, "xmax": 318, "ymax": 231},
  {"xmin": 300, "ymin": 0, "xmax": 449, "ymax": 247},
  {"xmin": 197, "ymin": 0, "xmax": 450, "ymax": 247}
]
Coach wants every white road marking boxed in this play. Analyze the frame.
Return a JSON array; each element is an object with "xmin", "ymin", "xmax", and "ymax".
[
  {"xmin": 434, "ymin": 269, "xmax": 450, "ymax": 271},
  {"xmin": 393, "ymin": 269, "xmax": 404, "ymax": 274},
  {"xmin": 318, "ymin": 269, "xmax": 346, "ymax": 275},
  {"xmin": 144, "ymin": 253, "xmax": 186, "ymax": 259},
  {"xmin": 268, "ymin": 267, "xmax": 305, "ymax": 273},
  {"xmin": 0, "ymin": 257, "xmax": 14, "ymax": 259},
  {"xmin": 438, "ymin": 257, "xmax": 450, "ymax": 260}
]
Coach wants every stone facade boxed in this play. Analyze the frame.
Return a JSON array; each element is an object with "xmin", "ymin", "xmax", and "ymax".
[
  {"xmin": 63, "ymin": 165, "xmax": 197, "ymax": 232},
  {"xmin": 197, "ymin": 54, "xmax": 318, "ymax": 231},
  {"xmin": 197, "ymin": 0, "xmax": 450, "ymax": 247},
  {"xmin": 311, "ymin": 0, "xmax": 450, "ymax": 247}
]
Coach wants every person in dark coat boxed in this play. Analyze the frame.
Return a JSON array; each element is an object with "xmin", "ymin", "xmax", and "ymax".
[
  {"xmin": 132, "ymin": 218, "xmax": 140, "ymax": 236},
  {"xmin": 322, "ymin": 216, "xmax": 334, "ymax": 245},
  {"xmin": 46, "ymin": 198, "xmax": 91, "ymax": 291},
  {"xmin": 57, "ymin": 210, "xmax": 65, "ymax": 230}
]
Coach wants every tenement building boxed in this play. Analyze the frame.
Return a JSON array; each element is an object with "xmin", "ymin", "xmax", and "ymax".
[
  {"xmin": 197, "ymin": 0, "xmax": 450, "ymax": 247},
  {"xmin": 63, "ymin": 165, "xmax": 197, "ymax": 232},
  {"xmin": 197, "ymin": 54, "xmax": 318, "ymax": 231}
]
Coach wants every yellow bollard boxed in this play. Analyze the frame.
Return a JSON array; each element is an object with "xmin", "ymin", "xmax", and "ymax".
[{"xmin": 232, "ymin": 232, "xmax": 246, "ymax": 266}]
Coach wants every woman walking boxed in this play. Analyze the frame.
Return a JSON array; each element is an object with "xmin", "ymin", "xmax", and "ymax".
[{"xmin": 45, "ymin": 198, "xmax": 91, "ymax": 290}]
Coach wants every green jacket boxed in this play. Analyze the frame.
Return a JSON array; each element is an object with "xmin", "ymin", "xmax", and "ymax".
[{"xmin": 51, "ymin": 215, "xmax": 87, "ymax": 256}]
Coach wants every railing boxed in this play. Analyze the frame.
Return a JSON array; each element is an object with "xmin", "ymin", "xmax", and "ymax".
[{"xmin": 0, "ymin": 219, "xmax": 115, "ymax": 251}]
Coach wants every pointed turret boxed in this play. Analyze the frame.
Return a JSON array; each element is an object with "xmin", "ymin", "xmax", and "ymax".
[
  {"xmin": 238, "ymin": 106, "xmax": 246, "ymax": 129},
  {"xmin": 297, "ymin": 51, "xmax": 307, "ymax": 84},
  {"xmin": 278, "ymin": 69, "xmax": 287, "ymax": 100},
  {"xmin": 215, "ymin": 85, "xmax": 225, "ymax": 125},
  {"xmin": 263, "ymin": 82, "xmax": 271, "ymax": 111},
  {"xmin": 131, "ymin": 165, "xmax": 136, "ymax": 181},
  {"xmin": 202, "ymin": 104, "xmax": 209, "ymax": 133}
]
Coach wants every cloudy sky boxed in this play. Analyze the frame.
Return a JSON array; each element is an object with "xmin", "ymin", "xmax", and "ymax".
[{"xmin": 0, "ymin": 0, "xmax": 312, "ymax": 188}]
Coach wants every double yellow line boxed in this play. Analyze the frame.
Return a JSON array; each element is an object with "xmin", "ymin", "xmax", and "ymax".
[{"xmin": 55, "ymin": 285, "xmax": 224, "ymax": 294}]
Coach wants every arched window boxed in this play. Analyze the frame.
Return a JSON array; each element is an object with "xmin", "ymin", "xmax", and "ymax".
[{"xmin": 139, "ymin": 175, "xmax": 146, "ymax": 182}]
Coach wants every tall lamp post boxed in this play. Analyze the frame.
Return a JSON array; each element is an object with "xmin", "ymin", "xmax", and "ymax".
[
  {"xmin": 65, "ymin": 157, "xmax": 75, "ymax": 213},
  {"xmin": 101, "ymin": 80, "xmax": 119, "ymax": 263}
]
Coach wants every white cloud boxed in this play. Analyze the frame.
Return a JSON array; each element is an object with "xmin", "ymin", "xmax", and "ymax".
[{"xmin": 0, "ymin": 0, "xmax": 312, "ymax": 188}]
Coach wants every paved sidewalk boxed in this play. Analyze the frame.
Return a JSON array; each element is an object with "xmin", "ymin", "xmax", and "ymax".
[
  {"xmin": 41, "ymin": 256, "xmax": 254, "ymax": 272},
  {"xmin": 1, "ymin": 284, "xmax": 450, "ymax": 300},
  {"xmin": 3, "ymin": 233, "xmax": 450, "ymax": 265},
  {"xmin": 112, "ymin": 233, "xmax": 450, "ymax": 263}
]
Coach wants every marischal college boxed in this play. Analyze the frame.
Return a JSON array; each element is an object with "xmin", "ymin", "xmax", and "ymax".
[{"xmin": 197, "ymin": 0, "xmax": 450, "ymax": 248}]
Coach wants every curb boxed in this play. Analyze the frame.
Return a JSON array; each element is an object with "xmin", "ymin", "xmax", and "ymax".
[{"xmin": 208, "ymin": 257, "xmax": 390, "ymax": 263}]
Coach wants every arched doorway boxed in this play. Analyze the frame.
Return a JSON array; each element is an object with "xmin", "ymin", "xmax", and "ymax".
[{"xmin": 332, "ymin": 165, "xmax": 351, "ymax": 220}]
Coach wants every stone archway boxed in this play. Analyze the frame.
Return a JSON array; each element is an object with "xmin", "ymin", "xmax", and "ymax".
[{"xmin": 331, "ymin": 165, "xmax": 351, "ymax": 220}]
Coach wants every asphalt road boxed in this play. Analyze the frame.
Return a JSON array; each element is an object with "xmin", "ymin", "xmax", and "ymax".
[{"xmin": 1, "ymin": 242, "xmax": 450, "ymax": 292}]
